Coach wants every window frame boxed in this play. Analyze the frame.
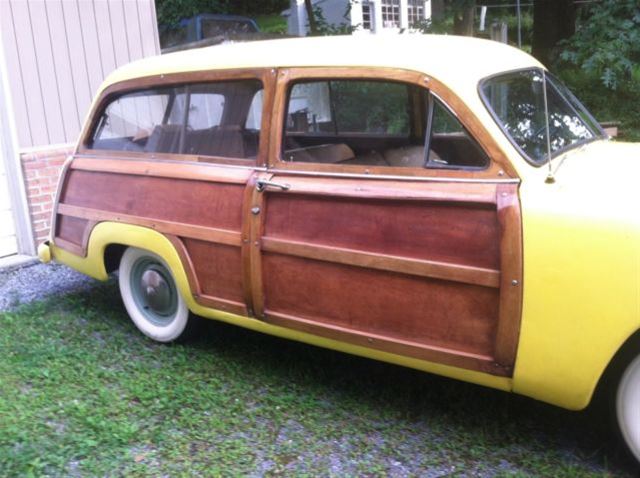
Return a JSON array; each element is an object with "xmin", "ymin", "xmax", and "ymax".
[
  {"xmin": 271, "ymin": 67, "xmax": 505, "ymax": 178},
  {"xmin": 478, "ymin": 67, "xmax": 606, "ymax": 167},
  {"xmin": 77, "ymin": 68, "xmax": 273, "ymax": 168}
]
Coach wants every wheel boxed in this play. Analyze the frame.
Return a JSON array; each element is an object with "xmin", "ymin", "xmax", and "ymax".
[
  {"xmin": 118, "ymin": 247, "xmax": 191, "ymax": 342},
  {"xmin": 615, "ymin": 353, "xmax": 640, "ymax": 463}
]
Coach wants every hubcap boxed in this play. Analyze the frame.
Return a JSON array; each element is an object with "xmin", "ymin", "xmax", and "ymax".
[
  {"xmin": 140, "ymin": 269, "xmax": 172, "ymax": 314},
  {"xmin": 130, "ymin": 258, "xmax": 178, "ymax": 326}
]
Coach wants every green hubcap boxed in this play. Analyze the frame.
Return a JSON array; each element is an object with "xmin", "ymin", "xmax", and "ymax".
[{"xmin": 130, "ymin": 257, "xmax": 178, "ymax": 326}]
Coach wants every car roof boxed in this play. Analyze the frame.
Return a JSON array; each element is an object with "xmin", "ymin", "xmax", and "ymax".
[{"xmin": 100, "ymin": 35, "xmax": 542, "ymax": 104}]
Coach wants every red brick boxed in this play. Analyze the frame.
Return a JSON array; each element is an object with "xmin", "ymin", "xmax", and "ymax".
[
  {"xmin": 45, "ymin": 157, "xmax": 67, "ymax": 167},
  {"xmin": 22, "ymin": 160, "xmax": 47, "ymax": 170},
  {"xmin": 41, "ymin": 166, "xmax": 62, "ymax": 177},
  {"xmin": 31, "ymin": 211, "xmax": 51, "ymax": 222},
  {"xmin": 40, "ymin": 185, "xmax": 57, "ymax": 195}
]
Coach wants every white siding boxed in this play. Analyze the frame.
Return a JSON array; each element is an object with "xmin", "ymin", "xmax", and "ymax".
[
  {"xmin": 0, "ymin": 0, "xmax": 161, "ymax": 149},
  {"xmin": 0, "ymin": 157, "xmax": 18, "ymax": 258}
]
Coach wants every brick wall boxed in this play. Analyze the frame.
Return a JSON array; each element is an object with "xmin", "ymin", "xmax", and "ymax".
[{"xmin": 20, "ymin": 144, "xmax": 74, "ymax": 246}]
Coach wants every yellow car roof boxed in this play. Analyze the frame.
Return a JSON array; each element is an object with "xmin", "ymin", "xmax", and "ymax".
[{"xmin": 102, "ymin": 34, "xmax": 542, "ymax": 97}]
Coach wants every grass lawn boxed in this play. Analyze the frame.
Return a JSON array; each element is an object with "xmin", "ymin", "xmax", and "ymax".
[{"xmin": 0, "ymin": 278, "xmax": 635, "ymax": 476}]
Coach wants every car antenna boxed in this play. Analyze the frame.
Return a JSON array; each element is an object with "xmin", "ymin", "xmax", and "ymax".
[{"xmin": 542, "ymin": 69, "xmax": 555, "ymax": 184}]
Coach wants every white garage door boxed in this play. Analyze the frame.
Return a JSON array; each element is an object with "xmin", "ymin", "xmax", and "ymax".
[{"xmin": 0, "ymin": 156, "xmax": 18, "ymax": 258}]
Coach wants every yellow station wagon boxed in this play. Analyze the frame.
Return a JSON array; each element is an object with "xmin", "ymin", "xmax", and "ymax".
[{"xmin": 38, "ymin": 35, "xmax": 640, "ymax": 462}]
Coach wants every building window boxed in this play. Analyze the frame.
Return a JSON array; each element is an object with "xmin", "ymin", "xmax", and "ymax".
[
  {"xmin": 381, "ymin": 0, "xmax": 400, "ymax": 28},
  {"xmin": 362, "ymin": 2, "xmax": 372, "ymax": 30},
  {"xmin": 408, "ymin": 0, "xmax": 425, "ymax": 28}
]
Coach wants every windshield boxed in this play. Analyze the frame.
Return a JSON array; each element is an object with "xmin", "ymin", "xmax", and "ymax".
[{"xmin": 480, "ymin": 68, "xmax": 604, "ymax": 165}]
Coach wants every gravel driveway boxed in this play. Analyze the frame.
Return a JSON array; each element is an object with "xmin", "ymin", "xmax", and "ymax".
[{"xmin": 0, "ymin": 262, "xmax": 98, "ymax": 311}]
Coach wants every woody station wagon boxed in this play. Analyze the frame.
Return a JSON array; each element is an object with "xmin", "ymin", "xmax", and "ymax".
[{"xmin": 38, "ymin": 36, "xmax": 640, "ymax": 461}]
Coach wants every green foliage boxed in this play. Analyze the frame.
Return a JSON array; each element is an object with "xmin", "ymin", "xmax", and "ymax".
[
  {"xmin": 254, "ymin": 14, "xmax": 287, "ymax": 34},
  {"xmin": 556, "ymin": 67, "xmax": 640, "ymax": 142},
  {"xmin": 332, "ymin": 81, "xmax": 409, "ymax": 134},
  {"xmin": 156, "ymin": 0, "xmax": 288, "ymax": 27},
  {"xmin": 558, "ymin": 0, "xmax": 640, "ymax": 90}
]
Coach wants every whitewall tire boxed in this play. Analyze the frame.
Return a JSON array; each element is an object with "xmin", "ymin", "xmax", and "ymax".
[
  {"xmin": 118, "ymin": 247, "xmax": 190, "ymax": 342},
  {"xmin": 616, "ymin": 354, "xmax": 640, "ymax": 463}
]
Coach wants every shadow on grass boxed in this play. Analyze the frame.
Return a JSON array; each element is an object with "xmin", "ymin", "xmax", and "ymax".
[{"xmin": 45, "ymin": 279, "xmax": 638, "ymax": 475}]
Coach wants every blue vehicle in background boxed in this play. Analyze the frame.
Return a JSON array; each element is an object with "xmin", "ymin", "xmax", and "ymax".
[{"xmin": 161, "ymin": 14, "xmax": 261, "ymax": 51}]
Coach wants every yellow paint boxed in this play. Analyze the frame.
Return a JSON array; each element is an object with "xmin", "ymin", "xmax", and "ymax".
[
  {"xmin": 48, "ymin": 221, "xmax": 512, "ymax": 393},
  {"xmin": 514, "ymin": 140, "xmax": 640, "ymax": 410},
  {"xmin": 37, "ymin": 242, "xmax": 51, "ymax": 263}
]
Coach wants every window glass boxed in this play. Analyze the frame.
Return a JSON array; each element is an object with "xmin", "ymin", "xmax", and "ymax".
[
  {"xmin": 90, "ymin": 80, "xmax": 263, "ymax": 161},
  {"xmin": 282, "ymin": 79, "xmax": 488, "ymax": 170},
  {"xmin": 481, "ymin": 69, "xmax": 602, "ymax": 164},
  {"xmin": 427, "ymin": 98, "xmax": 489, "ymax": 169},
  {"xmin": 245, "ymin": 90, "xmax": 264, "ymax": 130}
]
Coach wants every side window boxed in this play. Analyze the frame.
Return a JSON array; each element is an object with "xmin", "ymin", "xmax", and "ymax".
[
  {"xmin": 284, "ymin": 80, "xmax": 415, "ymax": 166},
  {"xmin": 282, "ymin": 79, "xmax": 488, "ymax": 170},
  {"xmin": 427, "ymin": 98, "xmax": 489, "ymax": 169},
  {"xmin": 89, "ymin": 80, "xmax": 263, "ymax": 161}
]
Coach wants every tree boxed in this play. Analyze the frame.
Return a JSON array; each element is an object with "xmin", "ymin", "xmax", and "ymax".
[
  {"xmin": 531, "ymin": 0, "xmax": 576, "ymax": 66},
  {"xmin": 304, "ymin": 0, "xmax": 319, "ymax": 35},
  {"xmin": 558, "ymin": 0, "xmax": 640, "ymax": 89},
  {"xmin": 452, "ymin": 0, "xmax": 475, "ymax": 36}
]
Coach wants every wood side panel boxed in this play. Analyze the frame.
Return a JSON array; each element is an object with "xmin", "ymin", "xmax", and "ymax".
[
  {"xmin": 263, "ymin": 253, "xmax": 500, "ymax": 357},
  {"xmin": 493, "ymin": 184, "xmax": 524, "ymax": 367},
  {"xmin": 266, "ymin": 311, "xmax": 508, "ymax": 375},
  {"xmin": 57, "ymin": 204, "xmax": 241, "ymax": 248},
  {"xmin": 264, "ymin": 193, "xmax": 500, "ymax": 270},
  {"xmin": 182, "ymin": 238, "xmax": 244, "ymax": 303},
  {"xmin": 61, "ymin": 170, "xmax": 244, "ymax": 231},
  {"xmin": 55, "ymin": 215, "xmax": 88, "ymax": 246},
  {"xmin": 167, "ymin": 235, "xmax": 248, "ymax": 316},
  {"xmin": 261, "ymin": 237, "xmax": 500, "ymax": 288}
]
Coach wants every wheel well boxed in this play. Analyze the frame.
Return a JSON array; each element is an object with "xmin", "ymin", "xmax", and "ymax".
[
  {"xmin": 593, "ymin": 328, "xmax": 640, "ymax": 404},
  {"xmin": 104, "ymin": 244, "xmax": 127, "ymax": 274}
]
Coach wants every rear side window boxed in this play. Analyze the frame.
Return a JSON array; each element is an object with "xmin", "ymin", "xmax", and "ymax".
[{"xmin": 89, "ymin": 80, "xmax": 263, "ymax": 161}]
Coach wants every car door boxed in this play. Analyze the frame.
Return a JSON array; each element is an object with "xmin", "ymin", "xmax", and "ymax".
[{"xmin": 244, "ymin": 67, "xmax": 522, "ymax": 377}]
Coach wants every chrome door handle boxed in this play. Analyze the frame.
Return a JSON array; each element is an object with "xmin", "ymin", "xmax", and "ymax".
[{"xmin": 256, "ymin": 179, "xmax": 290, "ymax": 192}]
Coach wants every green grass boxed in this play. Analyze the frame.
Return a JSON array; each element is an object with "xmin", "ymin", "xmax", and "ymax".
[
  {"xmin": 255, "ymin": 14, "xmax": 287, "ymax": 34},
  {"xmin": 0, "ymin": 279, "xmax": 634, "ymax": 476}
]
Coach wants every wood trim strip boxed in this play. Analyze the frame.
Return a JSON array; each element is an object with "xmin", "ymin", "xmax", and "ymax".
[
  {"xmin": 241, "ymin": 175, "xmax": 258, "ymax": 315},
  {"xmin": 266, "ymin": 176, "xmax": 500, "ymax": 204},
  {"xmin": 165, "ymin": 234, "xmax": 202, "ymax": 297},
  {"xmin": 196, "ymin": 294, "xmax": 248, "ymax": 317},
  {"xmin": 262, "ymin": 237, "xmax": 501, "ymax": 288},
  {"xmin": 493, "ymin": 184, "xmax": 524, "ymax": 368},
  {"xmin": 70, "ymin": 157, "xmax": 253, "ymax": 185},
  {"xmin": 265, "ymin": 310, "xmax": 508, "ymax": 376},
  {"xmin": 247, "ymin": 172, "xmax": 272, "ymax": 318},
  {"xmin": 53, "ymin": 236, "xmax": 84, "ymax": 256},
  {"xmin": 57, "ymin": 203, "xmax": 242, "ymax": 247}
]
